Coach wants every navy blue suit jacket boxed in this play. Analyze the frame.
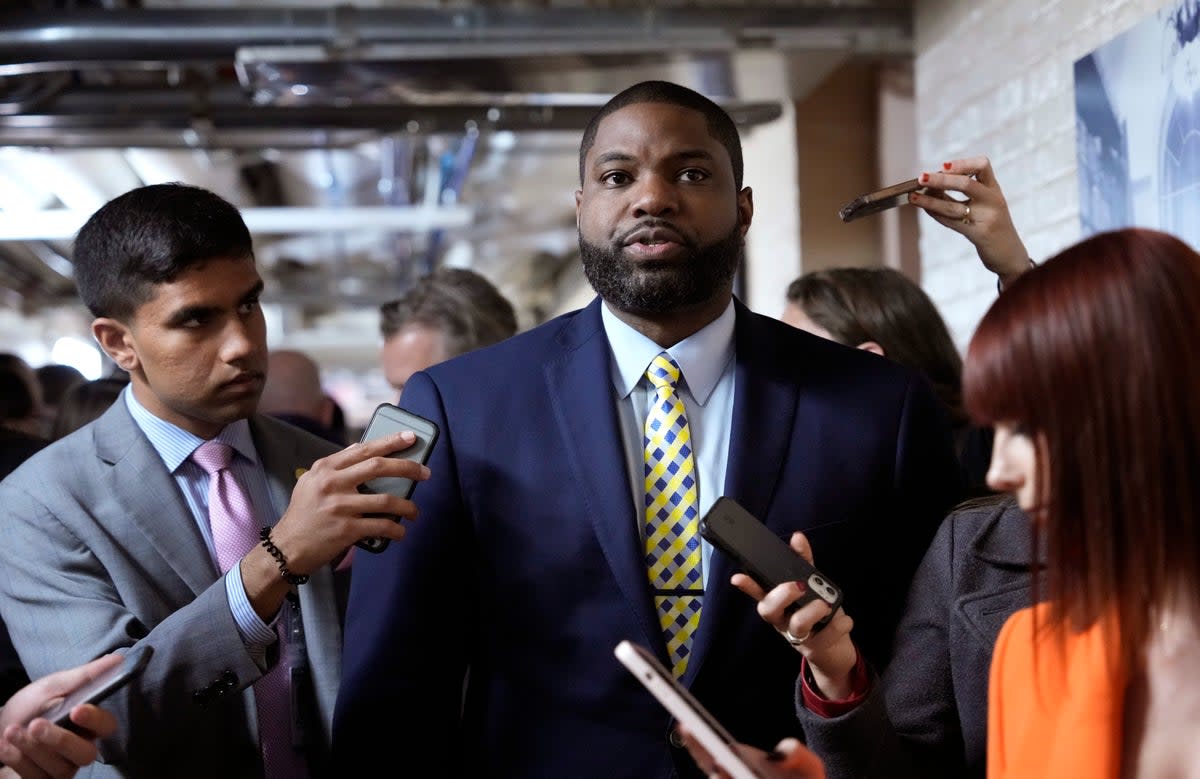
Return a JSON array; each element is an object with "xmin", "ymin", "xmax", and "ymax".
[{"xmin": 334, "ymin": 298, "xmax": 961, "ymax": 777}]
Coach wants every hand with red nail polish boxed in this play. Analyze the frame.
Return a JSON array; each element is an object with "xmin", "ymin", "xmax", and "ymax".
[{"xmin": 912, "ymin": 155, "xmax": 1031, "ymax": 287}]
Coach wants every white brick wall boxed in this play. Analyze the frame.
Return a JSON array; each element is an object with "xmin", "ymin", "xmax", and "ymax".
[{"xmin": 914, "ymin": 0, "xmax": 1173, "ymax": 349}]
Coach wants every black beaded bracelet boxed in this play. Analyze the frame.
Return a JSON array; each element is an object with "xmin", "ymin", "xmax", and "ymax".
[{"xmin": 259, "ymin": 526, "xmax": 309, "ymax": 586}]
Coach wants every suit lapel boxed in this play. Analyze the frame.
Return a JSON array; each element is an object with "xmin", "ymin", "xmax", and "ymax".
[
  {"xmin": 543, "ymin": 299, "xmax": 666, "ymax": 656},
  {"xmin": 94, "ymin": 401, "xmax": 216, "ymax": 597},
  {"xmin": 685, "ymin": 303, "xmax": 799, "ymax": 685}
]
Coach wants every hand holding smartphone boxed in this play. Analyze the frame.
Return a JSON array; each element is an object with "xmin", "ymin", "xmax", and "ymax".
[
  {"xmin": 355, "ymin": 403, "xmax": 440, "ymax": 553},
  {"xmin": 38, "ymin": 646, "xmax": 153, "ymax": 731},
  {"xmin": 614, "ymin": 640, "xmax": 764, "ymax": 779},
  {"xmin": 699, "ymin": 497, "xmax": 842, "ymax": 631}
]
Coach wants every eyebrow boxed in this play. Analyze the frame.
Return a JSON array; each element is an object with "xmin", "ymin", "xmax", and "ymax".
[
  {"xmin": 164, "ymin": 279, "xmax": 265, "ymax": 327},
  {"xmin": 591, "ymin": 148, "xmax": 717, "ymax": 170}
]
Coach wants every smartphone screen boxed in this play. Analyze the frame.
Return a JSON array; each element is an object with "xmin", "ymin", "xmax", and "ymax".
[
  {"xmin": 355, "ymin": 402, "xmax": 440, "ymax": 553},
  {"xmin": 40, "ymin": 646, "xmax": 153, "ymax": 730}
]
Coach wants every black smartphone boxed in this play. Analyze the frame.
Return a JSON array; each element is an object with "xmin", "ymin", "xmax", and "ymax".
[
  {"xmin": 698, "ymin": 497, "xmax": 843, "ymax": 630},
  {"xmin": 40, "ymin": 645, "xmax": 153, "ymax": 730},
  {"xmin": 837, "ymin": 178, "xmax": 926, "ymax": 222},
  {"xmin": 355, "ymin": 402, "xmax": 440, "ymax": 553}
]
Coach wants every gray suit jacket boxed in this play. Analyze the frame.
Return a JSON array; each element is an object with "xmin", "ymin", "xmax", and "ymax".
[
  {"xmin": 0, "ymin": 401, "xmax": 343, "ymax": 778},
  {"xmin": 797, "ymin": 496, "xmax": 1037, "ymax": 779}
]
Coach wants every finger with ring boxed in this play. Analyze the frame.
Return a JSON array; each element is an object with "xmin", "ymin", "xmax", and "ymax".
[
  {"xmin": 782, "ymin": 627, "xmax": 811, "ymax": 646},
  {"xmin": 962, "ymin": 203, "xmax": 972, "ymax": 224}
]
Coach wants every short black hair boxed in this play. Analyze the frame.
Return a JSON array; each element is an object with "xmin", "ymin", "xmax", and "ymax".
[
  {"xmin": 73, "ymin": 183, "xmax": 254, "ymax": 320},
  {"xmin": 579, "ymin": 80, "xmax": 744, "ymax": 190}
]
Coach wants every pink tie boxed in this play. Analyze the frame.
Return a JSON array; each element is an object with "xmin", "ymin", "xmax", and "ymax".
[{"xmin": 191, "ymin": 440, "xmax": 308, "ymax": 779}]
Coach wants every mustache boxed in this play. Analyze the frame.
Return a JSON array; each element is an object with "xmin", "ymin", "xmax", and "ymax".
[{"xmin": 615, "ymin": 219, "xmax": 694, "ymax": 249}]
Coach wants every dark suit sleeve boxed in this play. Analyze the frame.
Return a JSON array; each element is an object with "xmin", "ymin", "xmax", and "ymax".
[
  {"xmin": 799, "ymin": 515, "xmax": 966, "ymax": 779},
  {"xmin": 333, "ymin": 371, "xmax": 474, "ymax": 771}
]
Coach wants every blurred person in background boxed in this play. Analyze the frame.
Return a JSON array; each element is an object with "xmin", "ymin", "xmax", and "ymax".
[
  {"xmin": 50, "ymin": 376, "xmax": 129, "ymax": 441},
  {"xmin": 378, "ymin": 267, "xmax": 518, "ymax": 396},
  {"xmin": 33, "ymin": 364, "xmax": 85, "ymax": 439},
  {"xmin": 0, "ymin": 354, "xmax": 45, "ymax": 445},
  {"xmin": 258, "ymin": 349, "xmax": 345, "ymax": 445}
]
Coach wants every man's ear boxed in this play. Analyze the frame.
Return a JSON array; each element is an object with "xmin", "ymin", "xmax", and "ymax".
[
  {"xmin": 92, "ymin": 318, "xmax": 139, "ymax": 373},
  {"xmin": 736, "ymin": 187, "xmax": 754, "ymax": 238},
  {"xmin": 856, "ymin": 340, "xmax": 885, "ymax": 357}
]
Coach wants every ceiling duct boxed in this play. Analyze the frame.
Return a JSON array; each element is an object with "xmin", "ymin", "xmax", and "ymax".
[
  {"xmin": 0, "ymin": 6, "xmax": 912, "ymax": 67},
  {"xmin": 0, "ymin": 4, "xmax": 909, "ymax": 147}
]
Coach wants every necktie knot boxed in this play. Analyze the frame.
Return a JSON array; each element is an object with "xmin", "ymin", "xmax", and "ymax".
[
  {"xmin": 646, "ymin": 352, "xmax": 682, "ymax": 392},
  {"xmin": 191, "ymin": 439, "xmax": 234, "ymax": 475}
]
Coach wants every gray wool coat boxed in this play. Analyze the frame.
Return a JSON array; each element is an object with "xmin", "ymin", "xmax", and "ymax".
[{"xmin": 797, "ymin": 495, "xmax": 1038, "ymax": 779}]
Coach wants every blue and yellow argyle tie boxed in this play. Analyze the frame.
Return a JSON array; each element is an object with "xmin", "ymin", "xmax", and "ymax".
[{"xmin": 643, "ymin": 352, "xmax": 703, "ymax": 678}]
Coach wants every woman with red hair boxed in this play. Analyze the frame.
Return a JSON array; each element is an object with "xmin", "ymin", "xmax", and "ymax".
[{"xmin": 964, "ymin": 227, "xmax": 1200, "ymax": 778}]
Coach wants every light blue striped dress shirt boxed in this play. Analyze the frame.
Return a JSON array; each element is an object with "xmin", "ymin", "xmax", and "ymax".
[
  {"xmin": 123, "ymin": 387, "xmax": 280, "ymax": 653},
  {"xmin": 601, "ymin": 299, "xmax": 737, "ymax": 589}
]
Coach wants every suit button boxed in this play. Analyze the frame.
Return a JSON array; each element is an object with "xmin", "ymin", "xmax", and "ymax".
[
  {"xmin": 193, "ymin": 689, "xmax": 211, "ymax": 707},
  {"xmin": 668, "ymin": 728, "xmax": 686, "ymax": 749},
  {"xmin": 221, "ymin": 669, "xmax": 238, "ymax": 689}
]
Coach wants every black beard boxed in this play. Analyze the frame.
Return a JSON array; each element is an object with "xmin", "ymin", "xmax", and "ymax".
[{"xmin": 578, "ymin": 222, "xmax": 743, "ymax": 315}]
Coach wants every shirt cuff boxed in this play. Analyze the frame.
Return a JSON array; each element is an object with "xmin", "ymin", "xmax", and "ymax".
[
  {"xmin": 800, "ymin": 648, "xmax": 870, "ymax": 718},
  {"xmin": 224, "ymin": 565, "xmax": 279, "ymax": 652}
]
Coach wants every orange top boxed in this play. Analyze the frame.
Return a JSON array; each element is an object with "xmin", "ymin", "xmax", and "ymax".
[{"xmin": 987, "ymin": 604, "xmax": 1126, "ymax": 779}]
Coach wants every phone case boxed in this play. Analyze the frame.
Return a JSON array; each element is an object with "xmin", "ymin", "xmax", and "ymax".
[
  {"xmin": 698, "ymin": 497, "xmax": 842, "ymax": 629},
  {"xmin": 614, "ymin": 641, "xmax": 763, "ymax": 779},
  {"xmin": 838, "ymin": 178, "xmax": 925, "ymax": 222},
  {"xmin": 355, "ymin": 403, "xmax": 440, "ymax": 553}
]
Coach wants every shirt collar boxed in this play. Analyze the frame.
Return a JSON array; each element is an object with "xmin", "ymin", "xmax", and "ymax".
[
  {"xmin": 601, "ymin": 298, "xmax": 736, "ymax": 404},
  {"xmin": 123, "ymin": 386, "xmax": 258, "ymax": 473}
]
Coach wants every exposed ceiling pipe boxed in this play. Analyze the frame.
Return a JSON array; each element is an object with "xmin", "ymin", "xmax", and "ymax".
[
  {"xmin": 0, "ymin": 5, "xmax": 912, "ymax": 65},
  {"xmin": 0, "ymin": 205, "xmax": 474, "ymax": 241}
]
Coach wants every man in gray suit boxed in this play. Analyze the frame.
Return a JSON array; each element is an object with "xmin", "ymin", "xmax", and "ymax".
[{"xmin": 0, "ymin": 183, "xmax": 426, "ymax": 778}]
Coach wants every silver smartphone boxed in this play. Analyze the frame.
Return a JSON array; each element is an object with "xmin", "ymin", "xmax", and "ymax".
[
  {"xmin": 40, "ymin": 646, "xmax": 153, "ymax": 731},
  {"xmin": 614, "ymin": 640, "xmax": 763, "ymax": 779},
  {"xmin": 355, "ymin": 402, "xmax": 440, "ymax": 553}
]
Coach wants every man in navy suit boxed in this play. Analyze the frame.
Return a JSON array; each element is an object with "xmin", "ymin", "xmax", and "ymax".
[{"xmin": 333, "ymin": 81, "xmax": 962, "ymax": 777}]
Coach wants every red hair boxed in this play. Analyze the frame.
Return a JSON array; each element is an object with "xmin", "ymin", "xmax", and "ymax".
[{"xmin": 964, "ymin": 228, "xmax": 1200, "ymax": 671}]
